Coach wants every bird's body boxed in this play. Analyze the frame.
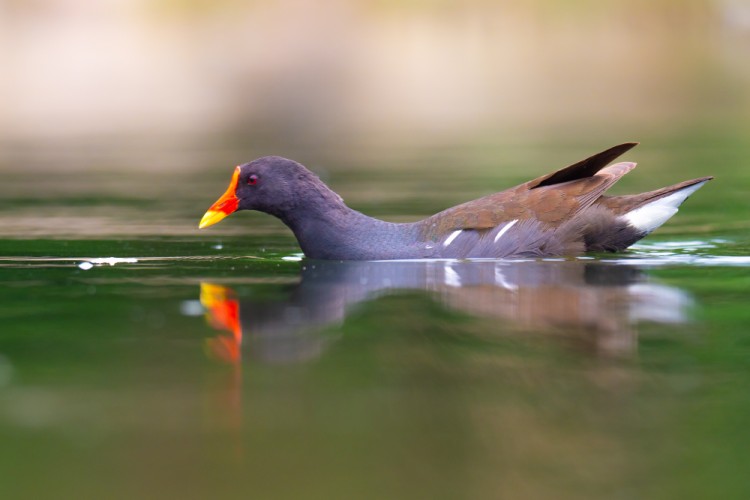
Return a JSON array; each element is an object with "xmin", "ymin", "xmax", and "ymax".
[{"xmin": 199, "ymin": 143, "xmax": 712, "ymax": 260}]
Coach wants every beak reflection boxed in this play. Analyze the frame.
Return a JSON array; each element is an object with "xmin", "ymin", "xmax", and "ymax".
[{"xmin": 200, "ymin": 283, "xmax": 242, "ymax": 364}]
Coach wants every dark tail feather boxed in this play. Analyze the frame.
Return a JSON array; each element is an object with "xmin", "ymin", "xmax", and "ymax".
[
  {"xmin": 577, "ymin": 176, "xmax": 713, "ymax": 251},
  {"xmin": 598, "ymin": 176, "xmax": 714, "ymax": 215}
]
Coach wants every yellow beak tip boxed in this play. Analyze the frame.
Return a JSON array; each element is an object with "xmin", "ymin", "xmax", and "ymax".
[
  {"xmin": 199, "ymin": 210, "xmax": 227, "ymax": 229},
  {"xmin": 200, "ymin": 169, "xmax": 241, "ymax": 229}
]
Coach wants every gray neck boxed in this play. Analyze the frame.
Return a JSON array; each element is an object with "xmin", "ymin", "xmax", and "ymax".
[{"xmin": 279, "ymin": 197, "xmax": 424, "ymax": 260}]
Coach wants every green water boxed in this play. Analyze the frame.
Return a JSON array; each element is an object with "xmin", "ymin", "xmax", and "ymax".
[{"xmin": 2, "ymin": 139, "xmax": 750, "ymax": 499}]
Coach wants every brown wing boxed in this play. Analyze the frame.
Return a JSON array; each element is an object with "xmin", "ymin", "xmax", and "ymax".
[{"xmin": 421, "ymin": 144, "xmax": 639, "ymax": 238}]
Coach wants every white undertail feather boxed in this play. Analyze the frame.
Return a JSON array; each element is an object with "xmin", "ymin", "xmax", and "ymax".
[{"xmin": 623, "ymin": 181, "xmax": 708, "ymax": 234}]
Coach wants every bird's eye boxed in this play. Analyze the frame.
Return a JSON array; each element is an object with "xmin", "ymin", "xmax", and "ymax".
[{"xmin": 247, "ymin": 174, "xmax": 258, "ymax": 186}]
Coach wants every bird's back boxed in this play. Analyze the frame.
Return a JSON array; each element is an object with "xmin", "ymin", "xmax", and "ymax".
[{"xmin": 416, "ymin": 144, "xmax": 711, "ymax": 258}]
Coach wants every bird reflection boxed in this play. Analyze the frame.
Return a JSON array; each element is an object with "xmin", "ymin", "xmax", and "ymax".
[{"xmin": 199, "ymin": 259, "xmax": 693, "ymax": 364}]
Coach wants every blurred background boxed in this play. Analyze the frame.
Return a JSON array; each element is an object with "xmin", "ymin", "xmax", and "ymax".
[{"xmin": 1, "ymin": 0, "xmax": 749, "ymax": 174}]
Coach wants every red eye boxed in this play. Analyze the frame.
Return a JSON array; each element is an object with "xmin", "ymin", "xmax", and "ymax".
[{"xmin": 247, "ymin": 174, "xmax": 258, "ymax": 186}]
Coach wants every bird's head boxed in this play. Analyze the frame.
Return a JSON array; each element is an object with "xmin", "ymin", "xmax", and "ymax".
[{"xmin": 199, "ymin": 156, "xmax": 316, "ymax": 229}]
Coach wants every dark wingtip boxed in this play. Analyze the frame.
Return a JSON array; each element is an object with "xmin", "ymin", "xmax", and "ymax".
[
  {"xmin": 532, "ymin": 142, "xmax": 640, "ymax": 189},
  {"xmin": 606, "ymin": 142, "xmax": 639, "ymax": 155}
]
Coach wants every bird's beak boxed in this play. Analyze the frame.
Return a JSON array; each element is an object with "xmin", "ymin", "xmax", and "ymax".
[{"xmin": 199, "ymin": 167, "xmax": 241, "ymax": 229}]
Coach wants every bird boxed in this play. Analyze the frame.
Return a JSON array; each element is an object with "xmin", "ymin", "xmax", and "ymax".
[{"xmin": 199, "ymin": 143, "xmax": 712, "ymax": 260}]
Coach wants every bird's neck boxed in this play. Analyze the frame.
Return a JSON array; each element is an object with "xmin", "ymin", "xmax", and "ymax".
[{"xmin": 279, "ymin": 191, "xmax": 422, "ymax": 260}]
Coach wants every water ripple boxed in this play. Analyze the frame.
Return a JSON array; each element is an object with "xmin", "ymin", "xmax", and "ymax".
[{"xmin": 1, "ymin": 239, "xmax": 748, "ymax": 268}]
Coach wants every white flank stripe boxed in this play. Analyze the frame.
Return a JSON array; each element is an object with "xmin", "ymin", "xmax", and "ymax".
[
  {"xmin": 624, "ymin": 181, "xmax": 708, "ymax": 234},
  {"xmin": 443, "ymin": 229, "xmax": 462, "ymax": 248},
  {"xmin": 493, "ymin": 219, "xmax": 518, "ymax": 243}
]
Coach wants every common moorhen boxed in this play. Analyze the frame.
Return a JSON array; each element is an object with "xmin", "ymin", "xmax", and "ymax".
[{"xmin": 199, "ymin": 143, "xmax": 712, "ymax": 260}]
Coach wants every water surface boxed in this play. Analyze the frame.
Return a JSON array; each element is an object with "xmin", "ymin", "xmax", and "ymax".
[{"xmin": 1, "ymin": 142, "xmax": 749, "ymax": 499}]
